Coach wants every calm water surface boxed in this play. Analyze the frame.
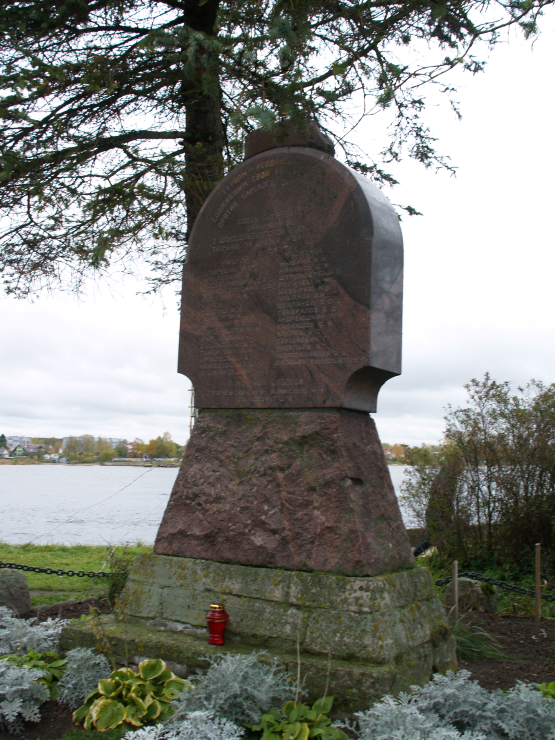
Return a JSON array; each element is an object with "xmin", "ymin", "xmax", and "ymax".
[{"xmin": 0, "ymin": 464, "xmax": 410, "ymax": 545}]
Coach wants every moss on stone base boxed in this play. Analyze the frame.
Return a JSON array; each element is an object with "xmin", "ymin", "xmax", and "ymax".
[{"xmin": 60, "ymin": 554, "xmax": 456, "ymax": 715}]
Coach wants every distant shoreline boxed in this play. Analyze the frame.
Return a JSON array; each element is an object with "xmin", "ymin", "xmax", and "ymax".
[
  {"xmin": 0, "ymin": 459, "xmax": 180, "ymax": 467},
  {"xmin": 2, "ymin": 460, "xmax": 403, "ymax": 467}
]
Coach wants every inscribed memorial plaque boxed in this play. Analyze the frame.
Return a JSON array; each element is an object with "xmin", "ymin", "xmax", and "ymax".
[{"xmin": 179, "ymin": 146, "xmax": 403, "ymax": 411}]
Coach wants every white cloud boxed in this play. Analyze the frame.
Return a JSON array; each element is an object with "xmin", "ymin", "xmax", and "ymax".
[
  {"xmin": 0, "ymin": 287, "xmax": 192, "ymax": 443},
  {"xmin": 363, "ymin": 17, "xmax": 555, "ymax": 444}
]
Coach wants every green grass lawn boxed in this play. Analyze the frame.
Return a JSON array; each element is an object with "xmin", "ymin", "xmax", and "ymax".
[{"xmin": 0, "ymin": 542, "xmax": 152, "ymax": 606}]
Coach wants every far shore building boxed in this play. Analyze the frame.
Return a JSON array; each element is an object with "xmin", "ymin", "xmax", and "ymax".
[
  {"xmin": 62, "ymin": 436, "xmax": 126, "ymax": 451},
  {"xmin": 12, "ymin": 443, "xmax": 40, "ymax": 456},
  {"xmin": 6, "ymin": 435, "xmax": 32, "ymax": 451}
]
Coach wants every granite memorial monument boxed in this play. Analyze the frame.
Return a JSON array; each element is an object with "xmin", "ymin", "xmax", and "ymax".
[{"xmin": 62, "ymin": 124, "xmax": 456, "ymax": 713}]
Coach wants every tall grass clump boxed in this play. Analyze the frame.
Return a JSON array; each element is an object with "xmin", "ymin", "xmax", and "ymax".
[{"xmin": 450, "ymin": 619, "xmax": 515, "ymax": 662}]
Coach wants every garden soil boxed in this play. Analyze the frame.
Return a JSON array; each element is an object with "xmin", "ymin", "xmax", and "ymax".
[
  {"xmin": 457, "ymin": 612, "xmax": 555, "ymax": 690},
  {"xmin": 1, "ymin": 607, "xmax": 554, "ymax": 739},
  {"xmin": 32, "ymin": 596, "xmax": 112, "ymax": 622}
]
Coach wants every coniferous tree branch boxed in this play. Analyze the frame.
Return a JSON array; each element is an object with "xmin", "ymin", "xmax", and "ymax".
[{"xmin": 0, "ymin": 0, "xmax": 552, "ymax": 296}]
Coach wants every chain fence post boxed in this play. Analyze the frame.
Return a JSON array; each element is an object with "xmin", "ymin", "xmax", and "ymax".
[
  {"xmin": 535, "ymin": 543, "xmax": 541, "ymax": 637},
  {"xmin": 452, "ymin": 560, "xmax": 458, "ymax": 622}
]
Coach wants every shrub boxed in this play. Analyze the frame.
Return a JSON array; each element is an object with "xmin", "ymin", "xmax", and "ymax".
[
  {"xmin": 356, "ymin": 670, "xmax": 555, "ymax": 740},
  {"xmin": 73, "ymin": 659, "xmax": 188, "ymax": 731},
  {"xmin": 401, "ymin": 376, "xmax": 555, "ymax": 566},
  {"xmin": 0, "ymin": 649, "xmax": 67, "ymax": 699},
  {"xmin": 58, "ymin": 647, "xmax": 111, "ymax": 709},
  {"xmin": 0, "ymin": 606, "xmax": 66, "ymax": 655},
  {"xmin": 249, "ymin": 697, "xmax": 349, "ymax": 740},
  {"xmin": 0, "ymin": 662, "xmax": 49, "ymax": 734},
  {"xmin": 171, "ymin": 651, "xmax": 294, "ymax": 726},
  {"xmin": 124, "ymin": 711, "xmax": 244, "ymax": 740}
]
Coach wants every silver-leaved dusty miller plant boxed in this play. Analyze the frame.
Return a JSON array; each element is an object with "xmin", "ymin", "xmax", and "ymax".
[
  {"xmin": 0, "ymin": 606, "xmax": 67, "ymax": 655},
  {"xmin": 356, "ymin": 671, "xmax": 555, "ymax": 740},
  {"xmin": 0, "ymin": 663, "xmax": 50, "ymax": 734},
  {"xmin": 57, "ymin": 647, "xmax": 111, "ymax": 709},
  {"xmin": 124, "ymin": 711, "xmax": 244, "ymax": 740},
  {"xmin": 170, "ymin": 651, "xmax": 295, "ymax": 725}
]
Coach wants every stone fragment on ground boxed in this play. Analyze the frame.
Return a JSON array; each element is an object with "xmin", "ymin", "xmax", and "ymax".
[
  {"xmin": 0, "ymin": 569, "xmax": 32, "ymax": 617},
  {"xmin": 446, "ymin": 577, "xmax": 498, "ymax": 613}
]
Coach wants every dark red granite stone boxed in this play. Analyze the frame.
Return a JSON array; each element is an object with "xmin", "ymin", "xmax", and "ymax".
[
  {"xmin": 154, "ymin": 409, "xmax": 414, "ymax": 577},
  {"xmin": 179, "ymin": 146, "xmax": 403, "ymax": 413},
  {"xmin": 244, "ymin": 121, "xmax": 335, "ymax": 159}
]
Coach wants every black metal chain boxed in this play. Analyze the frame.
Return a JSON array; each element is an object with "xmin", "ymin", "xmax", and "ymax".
[
  {"xmin": 435, "ymin": 570, "xmax": 555, "ymax": 603},
  {"xmin": 2, "ymin": 558, "xmax": 553, "ymax": 603},
  {"xmin": 0, "ymin": 560, "xmax": 112, "ymax": 578}
]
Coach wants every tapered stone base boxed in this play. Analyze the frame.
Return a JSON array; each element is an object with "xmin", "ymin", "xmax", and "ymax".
[
  {"xmin": 155, "ymin": 408, "xmax": 414, "ymax": 577},
  {"xmin": 61, "ymin": 554, "xmax": 456, "ymax": 715}
]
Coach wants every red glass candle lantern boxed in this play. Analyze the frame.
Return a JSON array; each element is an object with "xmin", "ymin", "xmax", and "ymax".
[{"xmin": 206, "ymin": 603, "xmax": 229, "ymax": 645}]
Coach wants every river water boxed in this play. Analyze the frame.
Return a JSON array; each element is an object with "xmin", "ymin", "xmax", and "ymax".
[{"xmin": 0, "ymin": 464, "xmax": 410, "ymax": 545}]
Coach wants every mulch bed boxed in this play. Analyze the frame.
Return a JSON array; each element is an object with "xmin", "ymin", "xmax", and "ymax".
[
  {"xmin": 1, "ymin": 605, "xmax": 554, "ymax": 738},
  {"xmin": 0, "ymin": 701, "xmax": 81, "ymax": 740},
  {"xmin": 457, "ymin": 612, "xmax": 555, "ymax": 690},
  {"xmin": 31, "ymin": 597, "xmax": 113, "ymax": 622}
]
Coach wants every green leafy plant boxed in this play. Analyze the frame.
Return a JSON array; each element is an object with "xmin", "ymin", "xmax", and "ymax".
[
  {"xmin": 0, "ymin": 649, "xmax": 67, "ymax": 699},
  {"xmin": 536, "ymin": 681, "xmax": 555, "ymax": 700},
  {"xmin": 73, "ymin": 659, "xmax": 188, "ymax": 731},
  {"xmin": 71, "ymin": 612, "xmax": 96, "ymax": 624},
  {"xmin": 249, "ymin": 697, "xmax": 348, "ymax": 740}
]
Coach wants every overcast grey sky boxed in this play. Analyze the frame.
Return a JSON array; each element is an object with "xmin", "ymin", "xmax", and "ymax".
[{"xmin": 1, "ymin": 16, "xmax": 554, "ymax": 447}]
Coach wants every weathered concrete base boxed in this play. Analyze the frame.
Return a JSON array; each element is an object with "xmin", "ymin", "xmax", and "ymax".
[{"xmin": 61, "ymin": 553, "xmax": 456, "ymax": 714}]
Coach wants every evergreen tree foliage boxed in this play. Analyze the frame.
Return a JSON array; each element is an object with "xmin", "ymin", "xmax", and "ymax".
[{"xmin": 0, "ymin": 0, "xmax": 552, "ymax": 296}]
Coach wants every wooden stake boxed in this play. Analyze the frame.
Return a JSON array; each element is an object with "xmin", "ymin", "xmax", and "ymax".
[
  {"xmin": 535, "ymin": 543, "xmax": 541, "ymax": 637},
  {"xmin": 452, "ymin": 560, "xmax": 459, "ymax": 622}
]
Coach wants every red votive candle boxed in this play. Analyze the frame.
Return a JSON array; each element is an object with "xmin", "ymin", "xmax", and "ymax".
[{"xmin": 206, "ymin": 603, "xmax": 229, "ymax": 645}]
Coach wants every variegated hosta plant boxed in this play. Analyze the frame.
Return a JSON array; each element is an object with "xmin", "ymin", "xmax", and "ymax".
[{"xmin": 73, "ymin": 658, "xmax": 189, "ymax": 731}]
